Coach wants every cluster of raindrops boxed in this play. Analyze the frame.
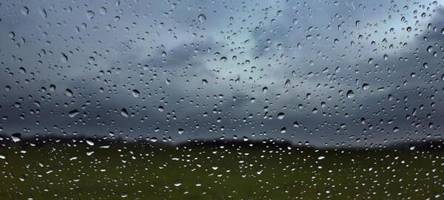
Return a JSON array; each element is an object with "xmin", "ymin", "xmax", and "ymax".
[{"xmin": 0, "ymin": 0, "xmax": 443, "ymax": 199}]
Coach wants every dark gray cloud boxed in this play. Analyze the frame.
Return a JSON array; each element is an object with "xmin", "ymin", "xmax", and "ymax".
[{"xmin": 0, "ymin": 0, "xmax": 443, "ymax": 147}]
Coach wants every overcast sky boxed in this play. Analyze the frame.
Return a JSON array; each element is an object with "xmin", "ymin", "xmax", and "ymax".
[{"xmin": 1, "ymin": 0, "xmax": 444, "ymax": 147}]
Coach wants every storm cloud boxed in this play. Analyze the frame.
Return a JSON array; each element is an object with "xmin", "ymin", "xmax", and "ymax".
[{"xmin": 0, "ymin": 0, "xmax": 444, "ymax": 147}]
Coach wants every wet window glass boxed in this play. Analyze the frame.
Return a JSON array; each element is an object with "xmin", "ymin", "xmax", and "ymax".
[{"xmin": 0, "ymin": 0, "xmax": 443, "ymax": 199}]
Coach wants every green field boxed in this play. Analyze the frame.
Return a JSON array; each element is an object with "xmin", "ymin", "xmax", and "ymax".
[{"xmin": 0, "ymin": 139, "xmax": 443, "ymax": 200}]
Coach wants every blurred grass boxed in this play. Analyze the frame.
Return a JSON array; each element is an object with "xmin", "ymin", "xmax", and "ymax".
[{"xmin": 0, "ymin": 141, "xmax": 443, "ymax": 200}]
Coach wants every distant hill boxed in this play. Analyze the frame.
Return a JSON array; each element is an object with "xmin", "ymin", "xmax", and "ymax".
[{"xmin": 0, "ymin": 133, "xmax": 443, "ymax": 152}]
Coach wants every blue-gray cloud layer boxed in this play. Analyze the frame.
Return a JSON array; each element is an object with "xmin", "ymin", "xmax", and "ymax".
[{"xmin": 0, "ymin": 0, "xmax": 443, "ymax": 147}]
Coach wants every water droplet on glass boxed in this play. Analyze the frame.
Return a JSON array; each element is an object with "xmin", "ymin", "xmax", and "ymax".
[
  {"xmin": 284, "ymin": 79, "xmax": 291, "ymax": 87},
  {"xmin": 362, "ymin": 83, "xmax": 369, "ymax": 90},
  {"xmin": 49, "ymin": 84, "xmax": 56, "ymax": 92},
  {"xmin": 346, "ymin": 90, "xmax": 355, "ymax": 98},
  {"xmin": 86, "ymin": 10, "xmax": 95, "ymax": 20},
  {"xmin": 86, "ymin": 140, "xmax": 94, "ymax": 146},
  {"xmin": 11, "ymin": 133, "xmax": 21, "ymax": 142},
  {"xmin": 262, "ymin": 87, "xmax": 268, "ymax": 93},
  {"xmin": 198, "ymin": 14, "xmax": 206, "ymax": 23},
  {"xmin": 121, "ymin": 108, "xmax": 129, "ymax": 118},
  {"xmin": 61, "ymin": 53, "xmax": 68, "ymax": 63},
  {"xmin": 132, "ymin": 89, "xmax": 140, "ymax": 98},
  {"xmin": 21, "ymin": 6, "xmax": 30, "ymax": 16},
  {"xmin": 64, "ymin": 89, "xmax": 73, "ymax": 97},
  {"xmin": 277, "ymin": 112, "xmax": 285, "ymax": 120},
  {"xmin": 68, "ymin": 109, "xmax": 79, "ymax": 118}
]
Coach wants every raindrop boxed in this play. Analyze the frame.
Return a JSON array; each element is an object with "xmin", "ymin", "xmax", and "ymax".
[
  {"xmin": 284, "ymin": 79, "xmax": 291, "ymax": 87},
  {"xmin": 4, "ymin": 85, "xmax": 11, "ymax": 92},
  {"xmin": 18, "ymin": 67, "xmax": 26, "ymax": 74},
  {"xmin": 49, "ymin": 84, "xmax": 56, "ymax": 92},
  {"xmin": 86, "ymin": 10, "xmax": 95, "ymax": 20},
  {"xmin": 40, "ymin": 8, "xmax": 47, "ymax": 18},
  {"xmin": 99, "ymin": 7, "xmax": 107, "ymax": 15},
  {"xmin": 61, "ymin": 53, "xmax": 68, "ymax": 63},
  {"xmin": 68, "ymin": 109, "xmax": 79, "ymax": 118},
  {"xmin": 132, "ymin": 89, "xmax": 140, "ymax": 98},
  {"xmin": 198, "ymin": 14, "xmax": 206, "ymax": 23},
  {"xmin": 121, "ymin": 108, "xmax": 129, "ymax": 118},
  {"xmin": 427, "ymin": 46, "xmax": 433, "ymax": 53},
  {"xmin": 11, "ymin": 133, "xmax": 21, "ymax": 142},
  {"xmin": 362, "ymin": 83, "xmax": 369, "ymax": 90},
  {"xmin": 262, "ymin": 87, "xmax": 268, "ymax": 93},
  {"xmin": 346, "ymin": 90, "xmax": 355, "ymax": 98},
  {"xmin": 277, "ymin": 112, "xmax": 285, "ymax": 120},
  {"xmin": 64, "ymin": 89, "xmax": 73, "ymax": 97},
  {"xmin": 312, "ymin": 108, "xmax": 318, "ymax": 114},
  {"xmin": 21, "ymin": 6, "xmax": 30, "ymax": 16},
  {"xmin": 86, "ymin": 140, "xmax": 94, "ymax": 146}
]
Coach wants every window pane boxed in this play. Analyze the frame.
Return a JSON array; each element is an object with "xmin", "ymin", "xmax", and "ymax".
[{"xmin": 0, "ymin": 0, "xmax": 443, "ymax": 199}]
